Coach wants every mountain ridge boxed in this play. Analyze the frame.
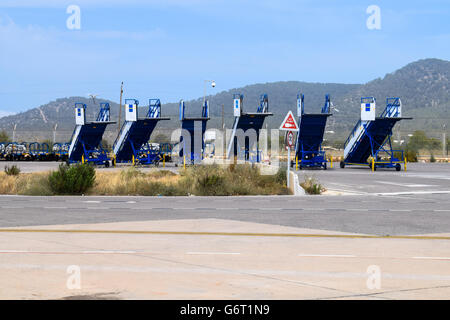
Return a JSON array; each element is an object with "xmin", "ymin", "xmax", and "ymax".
[{"xmin": 0, "ymin": 58, "xmax": 448, "ymax": 142}]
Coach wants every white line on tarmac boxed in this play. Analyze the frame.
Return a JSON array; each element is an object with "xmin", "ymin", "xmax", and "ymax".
[
  {"xmin": 186, "ymin": 252, "xmax": 241, "ymax": 255},
  {"xmin": 0, "ymin": 250, "xmax": 138, "ymax": 254},
  {"xmin": 413, "ymin": 257, "xmax": 450, "ymax": 261},
  {"xmin": 376, "ymin": 191, "xmax": 450, "ymax": 196},
  {"xmin": 2, "ymin": 263, "xmax": 449, "ymax": 281},
  {"xmin": 375, "ymin": 181, "xmax": 435, "ymax": 188},
  {"xmin": 43, "ymin": 207, "xmax": 68, "ymax": 209},
  {"xmin": 389, "ymin": 209, "xmax": 412, "ymax": 212},
  {"xmin": 82, "ymin": 251, "xmax": 137, "ymax": 254},
  {"xmin": 298, "ymin": 254, "xmax": 356, "ymax": 258},
  {"xmin": 83, "ymin": 201, "xmax": 101, "ymax": 203}
]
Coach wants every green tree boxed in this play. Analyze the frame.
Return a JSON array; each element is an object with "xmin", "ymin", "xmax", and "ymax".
[
  {"xmin": 407, "ymin": 131, "xmax": 429, "ymax": 152},
  {"xmin": 0, "ymin": 130, "xmax": 10, "ymax": 142}
]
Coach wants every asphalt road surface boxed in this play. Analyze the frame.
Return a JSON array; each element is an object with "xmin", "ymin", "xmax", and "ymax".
[
  {"xmin": 1, "ymin": 162, "xmax": 449, "ymax": 299},
  {"xmin": 0, "ymin": 191, "xmax": 449, "ymax": 235}
]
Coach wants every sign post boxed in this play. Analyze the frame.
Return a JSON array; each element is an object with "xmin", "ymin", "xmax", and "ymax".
[{"xmin": 279, "ymin": 111, "xmax": 299, "ymax": 189}]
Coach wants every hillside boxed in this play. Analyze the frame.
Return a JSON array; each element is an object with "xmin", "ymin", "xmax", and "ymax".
[{"xmin": 0, "ymin": 58, "xmax": 448, "ymax": 142}]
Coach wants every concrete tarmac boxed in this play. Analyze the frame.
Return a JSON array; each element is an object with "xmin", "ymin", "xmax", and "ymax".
[
  {"xmin": 0, "ymin": 162, "xmax": 449, "ymax": 299},
  {"xmin": 1, "ymin": 219, "xmax": 450, "ymax": 300}
]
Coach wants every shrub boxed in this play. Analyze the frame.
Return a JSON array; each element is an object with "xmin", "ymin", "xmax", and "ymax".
[
  {"xmin": 300, "ymin": 176, "xmax": 325, "ymax": 195},
  {"xmin": 4, "ymin": 165, "xmax": 20, "ymax": 176},
  {"xmin": 196, "ymin": 173, "xmax": 225, "ymax": 196},
  {"xmin": 430, "ymin": 154, "xmax": 436, "ymax": 163},
  {"xmin": 405, "ymin": 149, "xmax": 418, "ymax": 162},
  {"xmin": 48, "ymin": 163, "xmax": 96, "ymax": 195},
  {"xmin": 274, "ymin": 168, "xmax": 287, "ymax": 185}
]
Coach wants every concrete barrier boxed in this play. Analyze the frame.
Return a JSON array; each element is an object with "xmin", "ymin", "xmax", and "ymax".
[{"xmin": 289, "ymin": 171, "xmax": 305, "ymax": 196}]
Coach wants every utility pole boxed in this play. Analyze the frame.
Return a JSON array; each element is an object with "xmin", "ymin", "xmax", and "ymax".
[
  {"xmin": 222, "ymin": 104, "xmax": 225, "ymax": 159},
  {"xmin": 443, "ymin": 124, "xmax": 447, "ymax": 158},
  {"xmin": 221, "ymin": 104, "xmax": 224, "ymax": 130},
  {"xmin": 12, "ymin": 123, "xmax": 17, "ymax": 142},
  {"xmin": 53, "ymin": 123, "xmax": 58, "ymax": 144},
  {"xmin": 118, "ymin": 82, "xmax": 124, "ymax": 133}
]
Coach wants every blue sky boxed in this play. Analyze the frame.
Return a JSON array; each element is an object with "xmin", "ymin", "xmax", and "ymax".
[{"xmin": 0, "ymin": 0, "xmax": 449, "ymax": 115}]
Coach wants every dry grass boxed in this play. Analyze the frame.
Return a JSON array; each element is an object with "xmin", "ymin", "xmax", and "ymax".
[
  {"xmin": 0, "ymin": 165, "xmax": 289, "ymax": 196},
  {"xmin": 0, "ymin": 171, "xmax": 52, "ymax": 195},
  {"xmin": 92, "ymin": 167, "xmax": 183, "ymax": 196}
]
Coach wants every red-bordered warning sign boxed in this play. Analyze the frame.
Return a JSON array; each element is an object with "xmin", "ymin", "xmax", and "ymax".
[
  {"xmin": 285, "ymin": 131, "xmax": 295, "ymax": 149},
  {"xmin": 279, "ymin": 111, "xmax": 299, "ymax": 131}
]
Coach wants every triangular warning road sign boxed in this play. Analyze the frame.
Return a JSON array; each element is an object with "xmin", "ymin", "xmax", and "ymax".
[{"xmin": 279, "ymin": 111, "xmax": 299, "ymax": 131}]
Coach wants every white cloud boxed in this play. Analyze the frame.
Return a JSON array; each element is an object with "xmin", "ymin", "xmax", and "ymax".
[{"xmin": 0, "ymin": 110, "xmax": 16, "ymax": 118}]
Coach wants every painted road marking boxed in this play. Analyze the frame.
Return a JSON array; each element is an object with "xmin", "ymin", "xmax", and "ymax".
[
  {"xmin": 82, "ymin": 250, "xmax": 137, "ymax": 254},
  {"xmin": 0, "ymin": 250, "xmax": 138, "ymax": 254},
  {"xmin": 413, "ymin": 257, "xmax": 450, "ymax": 261},
  {"xmin": 1, "ymin": 228, "xmax": 450, "ymax": 241},
  {"xmin": 376, "ymin": 181, "xmax": 435, "ymax": 188},
  {"xmin": 376, "ymin": 191, "xmax": 450, "ymax": 196},
  {"xmin": 0, "ymin": 263, "xmax": 449, "ymax": 281},
  {"xmin": 83, "ymin": 201, "xmax": 101, "ymax": 203},
  {"xmin": 298, "ymin": 254, "xmax": 356, "ymax": 258},
  {"xmin": 186, "ymin": 252, "xmax": 241, "ymax": 255},
  {"xmin": 2, "ymin": 250, "xmax": 450, "ymax": 261},
  {"xmin": 43, "ymin": 207, "xmax": 68, "ymax": 209}
]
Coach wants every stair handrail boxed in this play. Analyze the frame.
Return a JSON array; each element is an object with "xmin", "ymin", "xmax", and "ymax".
[
  {"xmin": 112, "ymin": 121, "xmax": 129, "ymax": 152},
  {"xmin": 344, "ymin": 119, "xmax": 362, "ymax": 149},
  {"xmin": 258, "ymin": 94, "xmax": 269, "ymax": 113},
  {"xmin": 321, "ymin": 94, "xmax": 331, "ymax": 114},
  {"xmin": 96, "ymin": 102, "xmax": 110, "ymax": 122},
  {"xmin": 147, "ymin": 99, "xmax": 161, "ymax": 118},
  {"xmin": 381, "ymin": 98, "xmax": 401, "ymax": 118}
]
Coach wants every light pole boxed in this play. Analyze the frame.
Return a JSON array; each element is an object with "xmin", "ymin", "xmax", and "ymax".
[
  {"xmin": 203, "ymin": 80, "xmax": 216, "ymax": 105},
  {"xmin": 118, "ymin": 81, "xmax": 124, "ymax": 134}
]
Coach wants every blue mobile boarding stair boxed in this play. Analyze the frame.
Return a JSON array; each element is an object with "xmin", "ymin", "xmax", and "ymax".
[
  {"xmin": 293, "ymin": 94, "xmax": 332, "ymax": 169},
  {"xmin": 179, "ymin": 99, "xmax": 210, "ymax": 164},
  {"xmin": 226, "ymin": 94, "xmax": 273, "ymax": 163},
  {"xmin": 68, "ymin": 102, "xmax": 115, "ymax": 167},
  {"xmin": 112, "ymin": 99, "xmax": 170, "ymax": 166},
  {"xmin": 341, "ymin": 97, "xmax": 411, "ymax": 171}
]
